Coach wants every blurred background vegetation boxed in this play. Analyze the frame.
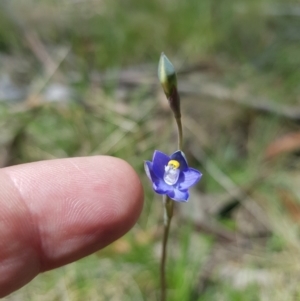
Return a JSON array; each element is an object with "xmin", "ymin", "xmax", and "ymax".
[{"xmin": 2, "ymin": 0, "xmax": 300, "ymax": 300}]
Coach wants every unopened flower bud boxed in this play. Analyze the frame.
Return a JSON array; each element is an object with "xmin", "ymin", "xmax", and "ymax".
[{"xmin": 158, "ymin": 53, "xmax": 181, "ymax": 119}]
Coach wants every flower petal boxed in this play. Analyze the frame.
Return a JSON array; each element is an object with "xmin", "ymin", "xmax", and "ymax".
[
  {"xmin": 178, "ymin": 168, "xmax": 202, "ymax": 190},
  {"xmin": 168, "ymin": 189, "xmax": 189, "ymax": 202},
  {"xmin": 152, "ymin": 150, "xmax": 170, "ymax": 178},
  {"xmin": 170, "ymin": 150, "xmax": 188, "ymax": 171},
  {"xmin": 153, "ymin": 178, "xmax": 173, "ymax": 194},
  {"xmin": 144, "ymin": 161, "xmax": 158, "ymax": 182}
]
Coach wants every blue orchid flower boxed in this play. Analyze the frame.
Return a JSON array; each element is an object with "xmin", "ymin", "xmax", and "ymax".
[{"xmin": 144, "ymin": 150, "xmax": 202, "ymax": 202}]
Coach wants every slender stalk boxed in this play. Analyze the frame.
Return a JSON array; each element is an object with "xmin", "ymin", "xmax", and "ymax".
[
  {"xmin": 160, "ymin": 116, "xmax": 182, "ymax": 301},
  {"xmin": 175, "ymin": 117, "xmax": 183, "ymax": 150},
  {"xmin": 160, "ymin": 195, "xmax": 173, "ymax": 301}
]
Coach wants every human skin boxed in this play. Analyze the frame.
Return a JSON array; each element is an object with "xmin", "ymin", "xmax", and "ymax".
[{"xmin": 0, "ymin": 156, "xmax": 144, "ymax": 297}]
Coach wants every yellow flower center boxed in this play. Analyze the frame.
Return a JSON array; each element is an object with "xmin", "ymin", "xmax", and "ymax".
[{"xmin": 168, "ymin": 160, "xmax": 180, "ymax": 169}]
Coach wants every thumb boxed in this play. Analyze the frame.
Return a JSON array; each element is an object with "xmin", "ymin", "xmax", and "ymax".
[{"xmin": 0, "ymin": 156, "xmax": 143, "ymax": 297}]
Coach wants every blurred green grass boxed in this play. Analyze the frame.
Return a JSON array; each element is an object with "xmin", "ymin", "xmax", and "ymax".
[{"xmin": 2, "ymin": 0, "xmax": 300, "ymax": 300}]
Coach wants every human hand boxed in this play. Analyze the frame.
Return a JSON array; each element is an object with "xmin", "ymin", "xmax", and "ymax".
[{"xmin": 0, "ymin": 156, "xmax": 143, "ymax": 297}]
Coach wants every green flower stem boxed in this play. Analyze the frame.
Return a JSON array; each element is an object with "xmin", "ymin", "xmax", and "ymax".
[
  {"xmin": 160, "ymin": 195, "xmax": 173, "ymax": 301},
  {"xmin": 160, "ymin": 116, "xmax": 182, "ymax": 301},
  {"xmin": 175, "ymin": 117, "xmax": 183, "ymax": 150}
]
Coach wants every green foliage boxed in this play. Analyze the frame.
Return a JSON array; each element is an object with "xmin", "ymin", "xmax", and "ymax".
[
  {"xmin": 199, "ymin": 283, "xmax": 260, "ymax": 301},
  {"xmin": 2, "ymin": 0, "xmax": 300, "ymax": 300}
]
